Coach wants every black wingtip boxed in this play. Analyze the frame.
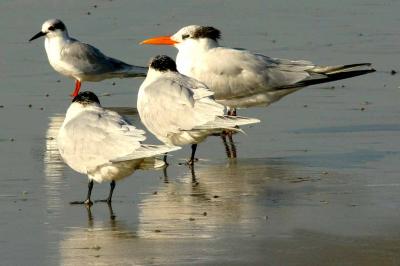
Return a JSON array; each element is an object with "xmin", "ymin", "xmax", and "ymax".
[
  {"xmin": 301, "ymin": 69, "xmax": 376, "ymax": 87},
  {"xmin": 276, "ymin": 68, "xmax": 376, "ymax": 90}
]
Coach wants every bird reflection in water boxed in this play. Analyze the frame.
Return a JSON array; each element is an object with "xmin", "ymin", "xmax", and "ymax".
[
  {"xmin": 58, "ymin": 159, "xmax": 301, "ymax": 265},
  {"xmin": 137, "ymin": 159, "xmax": 291, "ymax": 239},
  {"xmin": 44, "ymin": 114, "xmax": 68, "ymax": 214},
  {"xmin": 59, "ymin": 204, "xmax": 141, "ymax": 266}
]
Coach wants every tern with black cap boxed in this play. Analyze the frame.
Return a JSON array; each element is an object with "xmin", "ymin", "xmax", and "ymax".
[
  {"xmin": 58, "ymin": 91, "xmax": 180, "ymax": 205},
  {"xmin": 141, "ymin": 25, "xmax": 376, "ymax": 114},
  {"xmin": 137, "ymin": 55, "xmax": 260, "ymax": 165}
]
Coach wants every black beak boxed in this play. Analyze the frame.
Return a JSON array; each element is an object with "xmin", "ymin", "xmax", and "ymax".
[{"xmin": 29, "ymin": 31, "xmax": 46, "ymax": 42}]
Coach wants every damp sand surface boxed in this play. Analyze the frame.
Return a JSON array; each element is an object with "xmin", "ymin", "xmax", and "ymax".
[{"xmin": 1, "ymin": 0, "xmax": 400, "ymax": 265}]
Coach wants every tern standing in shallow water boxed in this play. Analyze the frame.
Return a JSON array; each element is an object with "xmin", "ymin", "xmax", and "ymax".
[
  {"xmin": 29, "ymin": 19, "xmax": 147, "ymax": 97},
  {"xmin": 57, "ymin": 91, "xmax": 180, "ymax": 205},
  {"xmin": 137, "ymin": 55, "xmax": 260, "ymax": 165},
  {"xmin": 141, "ymin": 25, "xmax": 375, "ymax": 113}
]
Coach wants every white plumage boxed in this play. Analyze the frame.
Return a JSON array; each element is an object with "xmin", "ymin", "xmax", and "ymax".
[
  {"xmin": 30, "ymin": 19, "xmax": 147, "ymax": 96},
  {"xmin": 141, "ymin": 25, "xmax": 375, "ymax": 109},
  {"xmin": 137, "ymin": 55, "xmax": 260, "ymax": 163},
  {"xmin": 57, "ymin": 91, "xmax": 180, "ymax": 204}
]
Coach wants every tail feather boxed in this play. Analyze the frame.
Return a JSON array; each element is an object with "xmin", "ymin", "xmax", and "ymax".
[
  {"xmin": 194, "ymin": 116, "xmax": 260, "ymax": 131},
  {"xmin": 110, "ymin": 145, "xmax": 180, "ymax": 163},
  {"xmin": 120, "ymin": 65, "xmax": 148, "ymax": 78},
  {"xmin": 276, "ymin": 63, "xmax": 375, "ymax": 90},
  {"xmin": 311, "ymin": 63, "xmax": 372, "ymax": 74},
  {"xmin": 112, "ymin": 65, "xmax": 148, "ymax": 78}
]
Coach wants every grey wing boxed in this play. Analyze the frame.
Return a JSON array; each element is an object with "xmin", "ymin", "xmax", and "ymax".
[
  {"xmin": 59, "ymin": 107, "xmax": 147, "ymax": 170},
  {"xmin": 139, "ymin": 74, "xmax": 224, "ymax": 138},
  {"xmin": 60, "ymin": 41, "xmax": 134, "ymax": 75},
  {"xmin": 201, "ymin": 47, "xmax": 316, "ymax": 99}
]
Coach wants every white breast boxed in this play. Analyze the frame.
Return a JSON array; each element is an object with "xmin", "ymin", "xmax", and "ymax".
[{"xmin": 44, "ymin": 37, "xmax": 76, "ymax": 79}]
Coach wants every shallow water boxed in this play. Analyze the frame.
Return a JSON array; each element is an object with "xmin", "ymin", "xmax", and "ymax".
[{"xmin": 1, "ymin": 0, "xmax": 400, "ymax": 265}]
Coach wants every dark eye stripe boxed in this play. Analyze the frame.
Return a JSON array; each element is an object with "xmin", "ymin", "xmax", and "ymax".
[
  {"xmin": 192, "ymin": 26, "xmax": 221, "ymax": 41},
  {"xmin": 49, "ymin": 21, "xmax": 66, "ymax": 32},
  {"xmin": 182, "ymin": 34, "xmax": 189, "ymax": 39}
]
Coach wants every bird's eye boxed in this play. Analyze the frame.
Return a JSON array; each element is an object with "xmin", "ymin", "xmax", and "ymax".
[
  {"xmin": 48, "ymin": 26, "xmax": 55, "ymax": 31},
  {"xmin": 182, "ymin": 34, "xmax": 190, "ymax": 40}
]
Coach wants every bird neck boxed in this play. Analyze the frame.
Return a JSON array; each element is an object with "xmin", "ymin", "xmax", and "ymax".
[
  {"xmin": 179, "ymin": 38, "xmax": 219, "ymax": 53},
  {"xmin": 44, "ymin": 31, "xmax": 72, "ymax": 50},
  {"xmin": 63, "ymin": 103, "xmax": 84, "ymax": 123},
  {"xmin": 44, "ymin": 32, "xmax": 73, "ymax": 65},
  {"xmin": 63, "ymin": 103, "xmax": 99, "ymax": 124},
  {"xmin": 140, "ymin": 69, "xmax": 166, "ymax": 89},
  {"xmin": 176, "ymin": 38, "xmax": 218, "ymax": 75}
]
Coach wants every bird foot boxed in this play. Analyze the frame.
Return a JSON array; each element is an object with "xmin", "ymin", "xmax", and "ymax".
[
  {"xmin": 178, "ymin": 158, "xmax": 198, "ymax": 166},
  {"xmin": 70, "ymin": 199, "xmax": 93, "ymax": 206},
  {"xmin": 182, "ymin": 158, "xmax": 199, "ymax": 166}
]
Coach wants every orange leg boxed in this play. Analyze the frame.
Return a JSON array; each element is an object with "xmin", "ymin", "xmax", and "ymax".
[{"xmin": 71, "ymin": 80, "xmax": 82, "ymax": 97}]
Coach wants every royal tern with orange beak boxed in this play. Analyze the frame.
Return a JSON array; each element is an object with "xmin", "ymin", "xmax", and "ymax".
[
  {"xmin": 30, "ymin": 19, "xmax": 147, "ymax": 97},
  {"xmin": 137, "ymin": 55, "xmax": 260, "ymax": 165},
  {"xmin": 141, "ymin": 25, "xmax": 375, "ymax": 113},
  {"xmin": 58, "ymin": 91, "xmax": 180, "ymax": 205}
]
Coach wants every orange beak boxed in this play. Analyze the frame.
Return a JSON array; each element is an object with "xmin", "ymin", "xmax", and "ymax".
[{"xmin": 140, "ymin": 36, "xmax": 178, "ymax": 46}]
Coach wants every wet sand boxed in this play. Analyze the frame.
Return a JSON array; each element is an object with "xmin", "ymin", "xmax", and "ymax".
[{"xmin": 1, "ymin": 0, "xmax": 400, "ymax": 265}]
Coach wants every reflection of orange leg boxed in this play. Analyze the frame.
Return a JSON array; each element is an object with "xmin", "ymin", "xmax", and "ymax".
[
  {"xmin": 221, "ymin": 132, "xmax": 232, "ymax": 158},
  {"xmin": 71, "ymin": 80, "xmax": 82, "ymax": 97},
  {"xmin": 228, "ymin": 132, "xmax": 237, "ymax": 158}
]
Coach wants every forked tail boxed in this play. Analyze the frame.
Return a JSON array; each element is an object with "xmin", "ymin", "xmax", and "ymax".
[{"xmin": 278, "ymin": 63, "xmax": 375, "ymax": 89}]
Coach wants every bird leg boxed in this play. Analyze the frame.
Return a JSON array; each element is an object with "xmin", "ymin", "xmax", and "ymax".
[
  {"xmin": 226, "ymin": 107, "xmax": 238, "ymax": 158},
  {"xmin": 71, "ymin": 80, "xmax": 82, "ymax": 97},
  {"xmin": 227, "ymin": 107, "xmax": 237, "ymax": 116},
  {"xmin": 186, "ymin": 144, "xmax": 198, "ymax": 165},
  {"xmin": 221, "ymin": 132, "xmax": 232, "ymax": 158},
  {"xmin": 190, "ymin": 163, "xmax": 197, "ymax": 183},
  {"xmin": 95, "ymin": 180, "xmax": 116, "ymax": 203},
  {"xmin": 228, "ymin": 133, "xmax": 237, "ymax": 158},
  {"xmin": 70, "ymin": 179, "xmax": 94, "ymax": 206},
  {"xmin": 107, "ymin": 202, "xmax": 116, "ymax": 220},
  {"xmin": 84, "ymin": 204, "xmax": 94, "ymax": 228},
  {"xmin": 163, "ymin": 166, "xmax": 169, "ymax": 183},
  {"xmin": 163, "ymin": 153, "xmax": 169, "ymax": 166}
]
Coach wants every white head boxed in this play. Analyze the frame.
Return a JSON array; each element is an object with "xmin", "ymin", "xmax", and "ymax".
[
  {"xmin": 172, "ymin": 25, "xmax": 221, "ymax": 43},
  {"xmin": 140, "ymin": 25, "xmax": 221, "ymax": 50},
  {"xmin": 29, "ymin": 19, "xmax": 69, "ymax": 41}
]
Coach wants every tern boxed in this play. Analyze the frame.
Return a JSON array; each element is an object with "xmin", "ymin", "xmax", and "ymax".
[
  {"xmin": 57, "ymin": 91, "xmax": 180, "ymax": 205},
  {"xmin": 29, "ymin": 19, "xmax": 148, "ymax": 97},
  {"xmin": 141, "ymin": 25, "xmax": 375, "ymax": 113},
  {"xmin": 137, "ymin": 55, "xmax": 260, "ymax": 165}
]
